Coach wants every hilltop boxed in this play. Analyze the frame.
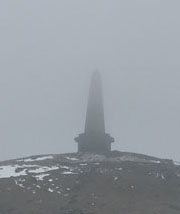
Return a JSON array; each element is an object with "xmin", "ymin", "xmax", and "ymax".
[{"xmin": 0, "ymin": 151, "xmax": 180, "ymax": 214}]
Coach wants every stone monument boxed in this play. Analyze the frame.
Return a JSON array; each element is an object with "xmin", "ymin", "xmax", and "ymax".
[{"xmin": 75, "ymin": 71, "xmax": 114, "ymax": 153}]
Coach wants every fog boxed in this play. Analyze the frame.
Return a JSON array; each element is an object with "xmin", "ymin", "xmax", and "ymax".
[{"xmin": 0, "ymin": 0, "xmax": 180, "ymax": 161}]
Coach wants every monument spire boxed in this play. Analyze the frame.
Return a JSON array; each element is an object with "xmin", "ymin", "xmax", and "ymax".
[
  {"xmin": 85, "ymin": 71, "xmax": 105, "ymax": 134},
  {"xmin": 75, "ymin": 71, "xmax": 114, "ymax": 153}
]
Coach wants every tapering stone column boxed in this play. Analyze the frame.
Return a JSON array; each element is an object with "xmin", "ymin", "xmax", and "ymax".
[{"xmin": 75, "ymin": 71, "xmax": 114, "ymax": 153}]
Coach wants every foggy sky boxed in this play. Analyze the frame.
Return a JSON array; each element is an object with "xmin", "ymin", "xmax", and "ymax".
[{"xmin": 0, "ymin": 0, "xmax": 180, "ymax": 161}]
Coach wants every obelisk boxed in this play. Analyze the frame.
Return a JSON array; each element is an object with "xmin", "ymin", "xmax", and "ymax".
[{"xmin": 75, "ymin": 71, "xmax": 114, "ymax": 153}]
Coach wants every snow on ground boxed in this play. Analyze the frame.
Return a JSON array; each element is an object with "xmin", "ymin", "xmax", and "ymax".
[
  {"xmin": 116, "ymin": 167, "xmax": 123, "ymax": 171},
  {"xmin": 114, "ymin": 176, "xmax": 118, "ymax": 181},
  {"xmin": 149, "ymin": 160, "xmax": 161, "ymax": 164},
  {"xmin": 174, "ymin": 161, "xmax": 180, "ymax": 166},
  {"xmin": 14, "ymin": 180, "xmax": 25, "ymax": 188},
  {"xmin": 21, "ymin": 164, "xmax": 39, "ymax": 168},
  {"xmin": 79, "ymin": 153, "xmax": 162, "ymax": 164},
  {"xmin": 21, "ymin": 156, "xmax": 54, "ymax": 162},
  {"xmin": 156, "ymin": 172, "xmax": 166, "ymax": 180},
  {"xmin": 0, "ymin": 156, "xmax": 80, "ymax": 179},
  {"xmin": 60, "ymin": 166, "xmax": 71, "ymax": 170},
  {"xmin": 65, "ymin": 157, "xmax": 79, "ymax": 161},
  {"xmin": 62, "ymin": 171, "xmax": 78, "ymax": 175},
  {"xmin": 28, "ymin": 166, "xmax": 59, "ymax": 174},
  {"xmin": 0, "ymin": 163, "xmax": 74, "ymax": 179},
  {"xmin": 0, "ymin": 153, "xmax": 179, "ymax": 197},
  {"xmin": 0, "ymin": 153, "xmax": 177, "ymax": 180},
  {"xmin": 34, "ymin": 174, "xmax": 50, "ymax": 181},
  {"xmin": 113, "ymin": 155, "xmax": 161, "ymax": 164},
  {"xmin": 48, "ymin": 188, "xmax": 54, "ymax": 193},
  {"xmin": 0, "ymin": 165, "xmax": 27, "ymax": 178}
]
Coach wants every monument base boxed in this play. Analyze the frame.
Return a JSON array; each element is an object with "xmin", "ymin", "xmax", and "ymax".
[{"xmin": 75, "ymin": 133, "xmax": 114, "ymax": 153}]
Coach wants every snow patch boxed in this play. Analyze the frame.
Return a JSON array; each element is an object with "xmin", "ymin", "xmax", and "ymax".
[
  {"xmin": 0, "ymin": 165, "xmax": 27, "ymax": 178},
  {"xmin": 94, "ymin": 163, "xmax": 100, "ymax": 165},
  {"xmin": 156, "ymin": 172, "xmax": 166, "ymax": 180},
  {"xmin": 174, "ymin": 161, "xmax": 180, "ymax": 166},
  {"xmin": 0, "ymin": 163, "xmax": 59, "ymax": 179},
  {"xmin": 60, "ymin": 166, "xmax": 71, "ymax": 170},
  {"xmin": 161, "ymin": 174, "xmax": 165, "ymax": 180},
  {"xmin": 14, "ymin": 180, "xmax": 25, "ymax": 188},
  {"xmin": 23, "ymin": 156, "xmax": 54, "ymax": 162},
  {"xmin": 62, "ymin": 171, "xmax": 78, "ymax": 175},
  {"xmin": 66, "ymin": 157, "xmax": 79, "ymax": 161},
  {"xmin": 114, "ymin": 176, "xmax": 118, "ymax": 181},
  {"xmin": 116, "ymin": 167, "xmax": 123, "ymax": 171},
  {"xmin": 34, "ymin": 174, "xmax": 50, "ymax": 181},
  {"xmin": 48, "ymin": 188, "xmax": 54, "ymax": 193},
  {"xmin": 116, "ymin": 155, "xmax": 161, "ymax": 164},
  {"xmin": 28, "ymin": 166, "xmax": 59, "ymax": 174},
  {"xmin": 150, "ymin": 160, "xmax": 161, "ymax": 164},
  {"xmin": 79, "ymin": 163, "xmax": 88, "ymax": 166}
]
